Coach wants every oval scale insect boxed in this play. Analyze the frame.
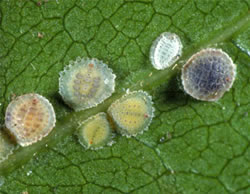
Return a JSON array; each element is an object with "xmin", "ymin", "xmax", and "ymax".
[
  {"xmin": 5, "ymin": 93, "xmax": 56, "ymax": 147},
  {"xmin": 108, "ymin": 90, "xmax": 154, "ymax": 137},
  {"xmin": 0, "ymin": 130, "xmax": 15, "ymax": 162},
  {"xmin": 59, "ymin": 58, "xmax": 116, "ymax": 111},
  {"xmin": 76, "ymin": 112, "xmax": 114, "ymax": 150},
  {"xmin": 181, "ymin": 48, "xmax": 236, "ymax": 101},
  {"xmin": 150, "ymin": 32, "xmax": 183, "ymax": 70}
]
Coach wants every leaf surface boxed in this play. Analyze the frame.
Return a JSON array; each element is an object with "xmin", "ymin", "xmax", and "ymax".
[{"xmin": 0, "ymin": 0, "xmax": 249, "ymax": 193}]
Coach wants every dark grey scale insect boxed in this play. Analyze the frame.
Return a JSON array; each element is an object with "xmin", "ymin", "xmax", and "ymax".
[
  {"xmin": 181, "ymin": 48, "xmax": 236, "ymax": 101},
  {"xmin": 189, "ymin": 60, "xmax": 226, "ymax": 93}
]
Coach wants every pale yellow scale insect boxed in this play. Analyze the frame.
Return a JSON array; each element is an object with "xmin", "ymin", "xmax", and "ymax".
[
  {"xmin": 108, "ymin": 90, "xmax": 154, "ymax": 137},
  {"xmin": 5, "ymin": 93, "xmax": 56, "ymax": 147},
  {"xmin": 0, "ymin": 130, "xmax": 15, "ymax": 162},
  {"xmin": 77, "ymin": 112, "xmax": 114, "ymax": 150}
]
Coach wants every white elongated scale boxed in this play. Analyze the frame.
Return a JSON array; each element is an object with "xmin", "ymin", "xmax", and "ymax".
[
  {"xmin": 76, "ymin": 112, "xmax": 114, "ymax": 150},
  {"xmin": 150, "ymin": 32, "xmax": 182, "ymax": 70},
  {"xmin": 0, "ymin": 130, "xmax": 15, "ymax": 162},
  {"xmin": 108, "ymin": 90, "xmax": 154, "ymax": 137},
  {"xmin": 59, "ymin": 58, "xmax": 116, "ymax": 111},
  {"xmin": 5, "ymin": 93, "xmax": 56, "ymax": 146},
  {"xmin": 181, "ymin": 48, "xmax": 236, "ymax": 101}
]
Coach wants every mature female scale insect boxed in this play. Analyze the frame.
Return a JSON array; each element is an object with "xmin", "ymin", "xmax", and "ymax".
[
  {"xmin": 108, "ymin": 90, "xmax": 154, "ymax": 137},
  {"xmin": 5, "ymin": 93, "xmax": 56, "ymax": 146},
  {"xmin": 181, "ymin": 48, "xmax": 236, "ymax": 101},
  {"xmin": 59, "ymin": 58, "xmax": 116, "ymax": 111},
  {"xmin": 76, "ymin": 112, "xmax": 114, "ymax": 150}
]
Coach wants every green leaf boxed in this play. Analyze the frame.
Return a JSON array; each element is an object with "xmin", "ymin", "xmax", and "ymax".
[{"xmin": 0, "ymin": 0, "xmax": 249, "ymax": 193}]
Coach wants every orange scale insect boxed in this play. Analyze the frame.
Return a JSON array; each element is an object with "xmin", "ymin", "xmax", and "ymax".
[{"xmin": 5, "ymin": 93, "xmax": 56, "ymax": 147}]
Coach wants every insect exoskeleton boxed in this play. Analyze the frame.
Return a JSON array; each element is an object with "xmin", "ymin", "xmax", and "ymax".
[
  {"xmin": 76, "ymin": 112, "xmax": 114, "ymax": 150},
  {"xmin": 150, "ymin": 32, "xmax": 183, "ymax": 70},
  {"xmin": 5, "ymin": 93, "xmax": 56, "ymax": 146},
  {"xmin": 181, "ymin": 48, "xmax": 236, "ymax": 101},
  {"xmin": 59, "ymin": 58, "xmax": 116, "ymax": 111},
  {"xmin": 108, "ymin": 90, "xmax": 154, "ymax": 137}
]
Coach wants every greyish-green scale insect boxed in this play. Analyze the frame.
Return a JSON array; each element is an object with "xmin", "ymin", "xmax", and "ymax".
[{"xmin": 59, "ymin": 58, "xmax": 116, "ymax": 111}]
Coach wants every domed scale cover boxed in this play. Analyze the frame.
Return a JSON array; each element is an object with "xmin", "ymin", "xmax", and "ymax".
[
  {"xmin": 108, "ymin": 90, "xmax": 154, "ymax": 137},
  {"xmin": 59, "ymin": 58, "xmax": 116, "ymax": 111},
  {"xmin": 5, "ymin": 93, "xmax": 56, "ymax": 147},
  {"xmin": 181, "ymin": 48, "xmax": 236, "ymax": 101},
  {"xmin": 76, "ymin": 112, "xmax": 114, "ymax": 150}
]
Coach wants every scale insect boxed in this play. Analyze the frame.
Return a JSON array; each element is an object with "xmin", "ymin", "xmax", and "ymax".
[
  {"xmin": 76, "ymin": 112, "xmax": 114, "ymax": 150},
  {"xmin": 181, "ymin": 48, "xmax": 236, "ymax": 101},
  {"xmin": 108, "ymin": 90, "xmax": 154, "ymax": 137},
  {"xmin": 150, "ymin": 32, "xmax": 183, "ymax": 70},
  {"xmin": 59, "ymin": 58, "xmax": 116, "ymax": 111},
  {"xmin": 5, "ymin": 93, "xmax": 56, "ymax": 147},
  {"xmin": 0, "ymin": 130, "xmax": 15, "ymax": 162}
]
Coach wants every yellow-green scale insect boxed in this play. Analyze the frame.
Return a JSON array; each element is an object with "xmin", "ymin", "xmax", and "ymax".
[
  {"xmin": 108, "ymin": 90, "xmax": 154, "ymax": 137},
  {"xmin": 76, "ymin": 112, "xmax": 114, "ymax": 150},
  {"xmin": 5, "ymin": 93, "xmax": 56, "ymax": 147},
  {"xmin": 0, "ymin": 130, "xmax": 15, "ymax": 162},
  {"xmin": 59, "ymin": 58, "xmax": 116, "ymax": 111}
]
